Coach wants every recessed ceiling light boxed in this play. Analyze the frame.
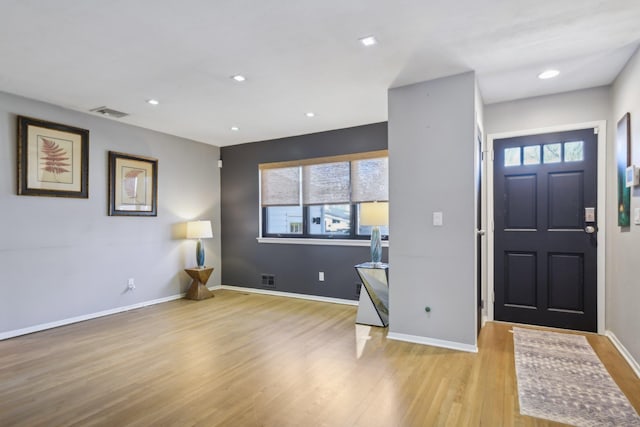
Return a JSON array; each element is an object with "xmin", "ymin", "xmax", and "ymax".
[
  {"xmin": 146, "ymin": 99, "xmax": 159, "ymax": 105},
  {"xmin": 305, "ymin": 112, "xmax": 315, "ymax": 118},
  {"xmin": 538, "ymin": 69, "xmax": 560, "ymax": 80},
  {"xmin": 231, "ymin": 75, "xmax": 246, "ymax": 82},
  {"xmin": 231, "ymin": 126, "xmax": 239, "ymax": 131},
  {"xmin": 359, "ymin": 36, "xmax": 378, "ymax": 47}
]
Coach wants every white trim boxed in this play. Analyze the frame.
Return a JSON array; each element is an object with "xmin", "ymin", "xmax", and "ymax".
[
  {"xmin": 387, "ymin": 332, "xmax": 478, "ymax": 353},
  {"xmin": 257, "ymin": 237, "xmax": 389, "ymax": 247},
  {"xmin": 486, "ymin": 121, "xmax": 607, "ymax": 333},
  {"xmin": 605, "ymin": 330, "xmax": 640, "ymax": 379},
  {"xmin": 0, "ymin": 286, "xmax": 221, "ymax": 341},
  {"xmin": 221, "ymin": 285, "xmax": 358, "ymax": 306}
]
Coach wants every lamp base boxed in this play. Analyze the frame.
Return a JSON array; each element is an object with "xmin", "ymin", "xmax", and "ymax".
[
  {"xmin": 370, "ymin": 226, "xmax": 382, "ymax": 264},
  {"xmin": 196, "ymin": 239, "xmax": 205, "ymax": 268}
]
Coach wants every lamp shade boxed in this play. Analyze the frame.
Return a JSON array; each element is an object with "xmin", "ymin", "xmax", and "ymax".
[
  {"xmin": 186, "ymin": 220, "xmax": 213, "ymax": 239},
  {"xmin": 360, "ymin": 202, "xmax": 389, "ymax": 226}
]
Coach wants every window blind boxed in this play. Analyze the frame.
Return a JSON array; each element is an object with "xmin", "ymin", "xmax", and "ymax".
[
  {"xmin": 302, "ymin": 162, "xmax": 350, "ymax": 205},
  {"xmin": 259, "ymin": 150, "xmax": 388, "ymax": 207},
  {"xmin": 260, "ymin": 166, "xmax": 300, "ymax": 206},
  {"xmin": 351, "ymin": 157, "xmax": 388, "ymax": 202}
]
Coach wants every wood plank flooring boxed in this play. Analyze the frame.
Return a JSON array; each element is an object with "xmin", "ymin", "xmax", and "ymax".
[{"xmin": 1, "ymin": 289, "xmax": 639, "ymax": 426}]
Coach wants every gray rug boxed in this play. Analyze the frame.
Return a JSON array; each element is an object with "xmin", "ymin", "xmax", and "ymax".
[{"xmin": 513, "ymin": 327, "xmax": 640, "ymax": 426}]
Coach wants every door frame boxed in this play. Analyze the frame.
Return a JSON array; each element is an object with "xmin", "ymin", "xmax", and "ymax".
[{"xmin": 486, "ymin": 121, "xmax": 607, "ymax": 334}]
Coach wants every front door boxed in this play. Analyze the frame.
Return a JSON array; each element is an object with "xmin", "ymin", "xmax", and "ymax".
[{"xmin": 493, "ymin": 128, "xmax": 598, "ymax": 332}]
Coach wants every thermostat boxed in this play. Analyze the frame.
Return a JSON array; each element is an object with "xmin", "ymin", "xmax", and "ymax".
[{"xmin": 626, "ymin": 165, "xmax": 639, "ymax": 188}]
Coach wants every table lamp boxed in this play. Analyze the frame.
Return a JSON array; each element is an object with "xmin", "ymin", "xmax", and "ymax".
[
  {"xmin": 186, "ymin": 220, "xmax": 213, "ymax": 268},
  {"xmin": 360, "ymin": 202, "xmax": 388, "ymax": 264}
]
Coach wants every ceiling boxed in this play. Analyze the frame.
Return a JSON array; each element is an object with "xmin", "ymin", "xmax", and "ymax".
[{"xmin": 1, "ymin": 1, "xmax": 639, "ymax": 147}]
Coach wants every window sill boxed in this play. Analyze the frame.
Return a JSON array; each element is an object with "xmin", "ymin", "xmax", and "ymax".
[{"xmin": 257, "ymin": 237, "xmax": 390, "ymax": 247}]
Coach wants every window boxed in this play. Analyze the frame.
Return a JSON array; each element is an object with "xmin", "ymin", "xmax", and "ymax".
[
  {"xmin": 543, "ymin": 143, "xmax": 561, "ymax": 163},
  {"xmin": 523, "ymin": 145, "xmax": 540, "ymax": 165},
  {"xmin": 260, "ymin": 150, "xmax": 388, "ymax": 239},
  {"xmin": 564, "ymin": 141, "xmax": 584, "ymax": 162},
  {"xmin": 504, "ymin": 147, "xmax": 521, "ymax": 167},
  {"xmin": 505, "ymin": 140, "xmax": 586, "ymax": 167}
]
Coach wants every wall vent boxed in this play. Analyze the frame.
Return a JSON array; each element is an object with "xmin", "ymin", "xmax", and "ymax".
[
  {"xmin": 90, "ymin": 106, "xmax": 129, "ymax": 119},
  {"xmin": 261, "ymin": 274, "xmax": 275, "ymax": 288}
]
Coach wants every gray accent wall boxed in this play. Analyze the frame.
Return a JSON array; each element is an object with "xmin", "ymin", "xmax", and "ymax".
[
  {"xmin": 220, "ymin": 123, "xmax": 387, "ymax": 300},
  {"xmin": 610, "ymin": 46, "xmax": 640, "ymax": 367},
  {"xmin": 0, "ymin": 91, "xmax": 220, "ymax": 335},
  {"xmin": 388, "ymin": 72, "xmax": 478, "ymax": 347}
]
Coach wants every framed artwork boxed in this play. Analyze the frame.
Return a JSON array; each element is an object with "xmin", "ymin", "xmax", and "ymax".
[
  {"xmin": 17, "ymin": 116, "xmax": 89, "ymax": 198},
  {"xmin": 108, "ymin": 151, "xmax": 158, "ymax": 216},
  {"xmin": 616, "ymin": 113, "xmax": 631, "ymax": 227}
]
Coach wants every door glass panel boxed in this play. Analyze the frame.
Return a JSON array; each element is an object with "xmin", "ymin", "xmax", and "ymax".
[
  {"xmin": 504, "ymin": 147, "xmax": 521, "ymax": 167},
  {"xmin": 543, "ymin": 143, "xmax": 561, "ymax": 163},
  {"xmin": 523, "ymin": 145, "xmax": 541, "ymax": 165},
  {"xmin": 564, "ymin": 141, "xmax": 584, "ymax": 162}
]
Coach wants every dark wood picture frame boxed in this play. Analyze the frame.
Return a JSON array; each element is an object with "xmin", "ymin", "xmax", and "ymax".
[
  {"xmin": 616, "ymin": 112, "xmax": 631, "ymax": 227},
  {"xmin": 108, "ymin": 151, "xmax": 158, "ymax": 216},
  {"xmin": 17, "ymin": 116, "xmax": 89, "ymax": 198}
]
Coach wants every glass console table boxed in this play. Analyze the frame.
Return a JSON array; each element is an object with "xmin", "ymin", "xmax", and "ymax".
[{"xmin": 354, "ymin": 262, "xmax": 389, "ymax": 327}]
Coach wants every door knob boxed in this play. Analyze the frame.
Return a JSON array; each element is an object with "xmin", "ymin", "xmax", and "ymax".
[
  {"xmin": 476, "ymin": 229, "xmax": 486, "ymax": 236},
  {"xmin": 585, "ymin": 225, "xmax": 596, "ymax": 234}
]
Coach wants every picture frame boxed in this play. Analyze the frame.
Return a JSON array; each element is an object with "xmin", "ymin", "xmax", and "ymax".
[
  {"xmin": 17, "ymin": 116, "xmax": 89, "ymax": 198},
  {"xmin": 616, "ymin": 112, "xmax": 631, "ymax": 227},
  {"xmin": 108, "ymin": 151, "xmax": 158, "ymax": 216}
]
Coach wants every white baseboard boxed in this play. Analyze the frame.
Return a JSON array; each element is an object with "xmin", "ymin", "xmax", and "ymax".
[
  {"xmin": 221, "ymin": 285, "xmax": 358, "ymax": 306},
  {"xmin": 605, "ymin": 330, "xmax": 640, "ymax": 379},
  {"xmin": 0, "ymin": 286, "xmax": 221, "ymax": 341},
  {"xmin": 387, "ymin": 332, "xmax": 478, "ymax": 353}
]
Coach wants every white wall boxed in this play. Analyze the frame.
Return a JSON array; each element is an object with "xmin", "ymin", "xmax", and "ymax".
[
  {"xmin": 388, "ymin": 72, "xmax": 477, "ymax": 351},
  {"xmin": 0, "ymin": 91, "xmax": 221, "ymax": 336},
  {"xmin": 485, "ymin": 86, "xmax": 610, "ymax": 134},
  {"xmin": 609, "ymin": 47, "xmax": 640, "ymax": 370}
]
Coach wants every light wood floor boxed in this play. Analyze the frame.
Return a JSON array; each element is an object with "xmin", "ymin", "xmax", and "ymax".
[{"xmin": 1, "ymin": 290, "xmax": 639, "ymax": 427}]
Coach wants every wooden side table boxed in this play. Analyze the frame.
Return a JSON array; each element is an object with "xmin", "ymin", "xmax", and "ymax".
[{"xmin": 184, "ymin": 267, "xmax": 215, "ymax": 300}]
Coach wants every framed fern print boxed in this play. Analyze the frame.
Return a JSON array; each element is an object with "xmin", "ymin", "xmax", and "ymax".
[
  {"xmin": 17, "ymin": 116, "xmax": 89, "ymax": 198},
  {"xmin": 108, "ymin": 151, "xmax": 158, "ymax": 216}
]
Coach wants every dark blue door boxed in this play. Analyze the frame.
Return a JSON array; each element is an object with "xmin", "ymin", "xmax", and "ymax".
[{"xmin": 494, "ymin": 128, "xmax": 598, "ymax": 332}]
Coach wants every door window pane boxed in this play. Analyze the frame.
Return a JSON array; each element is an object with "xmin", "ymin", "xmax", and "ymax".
[
  {"xmin": 564, "ymin": 141, "xmax": 584, "ymax": 162},
  {"xmin": 543, "ymin": 143, "xmax": 561, "ymax": 164},
  {"xmin": 504, "ymin": 147, "xmax": 521, "ymax": 167},
  {"xmin": 265, "ymin": 206, "xmax": 303, "ymax": 234},
  {"xmin": 523, "ymin": 145, "xmax": 541, "ymax": 165}
]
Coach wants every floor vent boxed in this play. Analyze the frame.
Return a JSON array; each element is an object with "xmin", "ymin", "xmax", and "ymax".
[{"xmin": 261, "ymin": 274, "xmax": 275, "ymax": 288}]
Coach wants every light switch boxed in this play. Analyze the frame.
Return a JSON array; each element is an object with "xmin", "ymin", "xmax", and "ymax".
[
  {"xmin": 634, "ymin": 208, "xmax": 640, "ymax": 225},
  {"xmin": 433, "ymin": 211, "xmax": 443, "ymax": 226}
]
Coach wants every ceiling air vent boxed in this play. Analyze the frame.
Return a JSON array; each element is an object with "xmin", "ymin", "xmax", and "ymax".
[{"xmin": 90, "ymin": 106, "xmax": 129, "ymax": 119}]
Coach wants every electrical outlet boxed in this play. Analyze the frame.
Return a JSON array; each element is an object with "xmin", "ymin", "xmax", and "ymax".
[
  {"xmin": 127, "ymin": 278, "xmax": 135, "ymax": 290},
  {"xmin": 318, "ymin": 272, "xmax": 325, "ymax": 281}
]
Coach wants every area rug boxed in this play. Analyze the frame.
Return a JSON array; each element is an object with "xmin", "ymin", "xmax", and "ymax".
[{"xmin": 513, "ymin": 327, "xmax": 640, "ymax": 426}]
